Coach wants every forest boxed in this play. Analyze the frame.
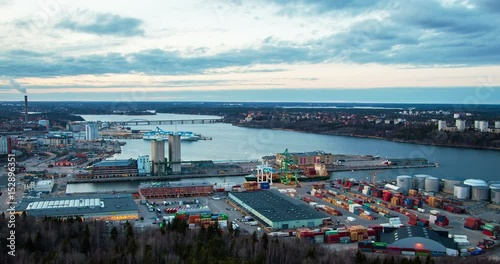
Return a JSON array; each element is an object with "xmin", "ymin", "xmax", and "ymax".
[{"xmin": 1, "ymin": 213, "xmax": 500, "ymax": 264}]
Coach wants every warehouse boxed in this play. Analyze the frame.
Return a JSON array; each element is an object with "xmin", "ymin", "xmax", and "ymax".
[
  {"xmin": 228, "ymin": 190, "xmax": 326, "ymax": 230},
  {"xmin": 380, "ymin": 226, "xmax": 458, "ymax": 256},
  {"xmin": 90, "ymin": 159, "xmax": 138, "ymax": 178},
  {"xmin": 139, "ymin": 181, "xmax": 213, "ymax": 198},
  {"xmin": 15, "ymin": 194, "xmax": 139, "ymax": 221}
]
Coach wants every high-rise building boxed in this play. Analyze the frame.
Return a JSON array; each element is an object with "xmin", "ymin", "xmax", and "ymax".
[
  {"xmin": 455, "ymin": 119, "xmax": 466, "ymax": 131},
  {"xmin": 169, "ymin": 134, "xmax": 181, "ymax": 173},
  {"xmin": 85, "ymin": 124, "xmax": 99, "ymax": 140},
  {"xmin": 151, "ymin": 139, "xmax": 166, "ymax": 175},
  {"xmin": 495, "ymin": 121, "xmax": 500, "ymax": 129},
  {"xmin": 438, "ymin": 120, "xmax": 447, "ymax": 131},
  {"xmin": 0, "ymin": 136, "xmax": 11, "ymax": 154},
  {"xmin": 137, "ymin": 155, "xmax": 151, "ymax": 176},
  {"xmin": 474, "ymin": 120, "xmax": 481, "ymax": 130},
  {"xmin": 479, "ymin": 121, "xmax": 489, "ymax": 132}
]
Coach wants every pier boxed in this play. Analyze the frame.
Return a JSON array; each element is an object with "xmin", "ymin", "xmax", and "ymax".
[{"xmin": 67, "ymin": 172, "xmax": 250, "ymax": 184}]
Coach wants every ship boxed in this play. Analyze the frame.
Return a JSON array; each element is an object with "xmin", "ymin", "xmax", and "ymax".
[
  {"xmin": 142, "ymin": 127, "xmax": 200, "ymax": 141},
  {"xmin": 244, "ymin": 162, "xmax": 331, "ymax": 182}
]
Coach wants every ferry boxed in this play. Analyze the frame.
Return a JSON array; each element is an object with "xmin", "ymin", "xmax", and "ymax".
[{"xmin": 142, "ymin": 127, "xmax": 200, "ymax": 141}]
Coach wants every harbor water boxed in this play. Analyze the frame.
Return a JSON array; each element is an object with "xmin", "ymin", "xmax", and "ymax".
[{"xmin": 69, "ymin": 113, "xmax": 500, "ymax": 193}]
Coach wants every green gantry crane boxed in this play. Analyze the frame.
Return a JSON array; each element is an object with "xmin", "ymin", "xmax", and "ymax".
[{"xmin": 279, "ymin": 149, "xmax": 299, "ymax": 185}]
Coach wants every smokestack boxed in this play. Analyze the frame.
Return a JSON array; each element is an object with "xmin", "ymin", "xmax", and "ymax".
[{"xmin": 24, "ymin": 95, "xmax": 28, "ymax": 123}]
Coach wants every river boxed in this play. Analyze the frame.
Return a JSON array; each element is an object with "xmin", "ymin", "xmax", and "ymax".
[{"xmin": 66, "ymin": 113, "xmax": 500, "ymax": 194}]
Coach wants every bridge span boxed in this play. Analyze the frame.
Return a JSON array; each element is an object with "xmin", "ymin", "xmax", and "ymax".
[{"xmin": 104, "ymin": 118, "xmax": 223, "ymax": 126}]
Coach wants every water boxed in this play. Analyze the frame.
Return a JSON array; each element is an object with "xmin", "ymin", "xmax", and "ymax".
[{"xmin": 68, "ymin": 113, "xmax": 500, "ymax": 193}]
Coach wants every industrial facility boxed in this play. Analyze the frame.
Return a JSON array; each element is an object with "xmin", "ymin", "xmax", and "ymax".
[
  {"xmin": 379, "ymin": 226, "xmax": 458, "ymax": 256},
  {"xmin": 151, "ymin": 138, "xmax": 166, "ymax": 175},
  {"xmin": 228, "ymin": 190, "xmax": 326, "ymax": 230},
  {"xmin": 139, "ymin": 181, "xmax": 213, "ymax": 198},
  {"xmin": 15, "ymin": 194, "xmax": 139, "ymax": 221},
  {"xmin": 169, "ymin": 134, "xmax": 181, "ymax": 173},
  {"xmin": 90, "ymin": 159, "xmax": 138, "ymax": 178},
  {"xmin": 275, "ymin": 151, "xmax": 334, "ymax": 166}
]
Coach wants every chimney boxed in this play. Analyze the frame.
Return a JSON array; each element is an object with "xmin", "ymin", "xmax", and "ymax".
[{"xmin": 24, "ymin": 95, "xmax": 28, "ymax": 123}]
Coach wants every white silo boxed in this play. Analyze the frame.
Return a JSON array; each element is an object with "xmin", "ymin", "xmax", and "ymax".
[
  {"xmin": 443, "ymin": 178, "xmax": 462, "ymax": 194},
  {"xmin": 151, "ymin": 139, "xmax": 166, "ymax": 175},
  {"xmin": 464, "ymin": 179, "xmax": 488, "ymax": 187},
  {"xmin": 397, "ymin": 175, "xmax": 413, "ymax": 193},
  {"xmin": 413, "ymin": 174, "xmax": 429, "ymax": 190},
  {"xmin": 471, "ymin": 186, "xmax": 490, "ymax": 201},
  {"xmin": 424, "ymin": 177, "xmax": 440, "ymax": 193},
  {"xmin": 454, "ymin": 184, "xmax": 471, "ymax": 200}
]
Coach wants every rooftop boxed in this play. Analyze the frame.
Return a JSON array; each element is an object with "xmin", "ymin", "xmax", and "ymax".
[
  {"xmin": 380, "ymin": 226, "xmax": 457, "ymax": 250},
  {"xmin": 36, "ymin": 180, "xmax": 53, "ymax": 186},
  {"xmin": 94, "ymin": 159, "xmax": 136, "ymax": 167},
  {"xmin": 229, "ymin": 190, "xmax": 326, "ymax": 222},
  {"xmin": 16, "ymin": 194, "xmax": 138, "ymax": 217},
  {"xmin": 140, "ymin": 181, "xmax": 213, "ymax": 189}
]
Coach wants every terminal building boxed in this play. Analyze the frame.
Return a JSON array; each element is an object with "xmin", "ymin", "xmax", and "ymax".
[
  {"xmin": 15, "ymin": 194, "xmax": 139, "ymax": 221},
  {"xmin": 91, "ymin": 159, "xmax": 138, "ymax": 178},
  {"xmin": 380, "ymin": 226, "xmax": 458, "ymax": 256},
  {"xmin": 228, "ymin": 190, "xmax": 326, "ymax": 230},
  {"xmin": 139, "ymin": 181, "xmax": 213, "ymax": 198},
  {"xmin": 276, "ymin": 151, "xmax": 334, "ymax": 166},
  {"xmin": 34, "ymin": 179, "xmax": 54, "ymax": 193}
]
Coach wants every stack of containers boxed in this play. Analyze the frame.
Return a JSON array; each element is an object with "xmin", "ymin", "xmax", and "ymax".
[
  {"xmin": 362, "ymin": 186, "xmax": 372, "ymax": 196},
  {"xmin": 482, "ymin": 223, "xmax": 499, "ymax": 236},
  {"xmin": 358, "ymin": 241, "xmax": 373, "ymax": 252},
  {"xmin": 372, "ymin": 188, "xmax": 383, "ymax": 198},
  {"xmin": 408, "ymin": 214, "xmax": 418, "ymax": 226},
  {"xmin": 349, "ymin": 203, "xmax": 362, "ymax": 213},
  {"xmin": 409, "ymin": 189, "xmax": 418, "ymax": 196},
  {"xmin": 391, "ymin": 196, "xmax": 401, "ymax": 206},
  {"xmin": 464, "ymin": 217, "xmax": 482, "ymax": 230},
  {"xmin": 403, "ymin": 198, "xmax": 414, "ymax": 209},
  {"xmin": 435, "ymin": 214, "xmax": 449, "ymax": 227},
  {"xmin": 387, "ymin": 246, "xmax": 402, "ymax": 255},
  {"xmin": 427, "ymin": 196, "xmax": 440, "ymax": 208},
  {"xmin": 382, "ymin": 190, "xmax": 393, "ymax": 202},
  {"xmin": 429, "ymin": 210, "xmax": 438, "ymax": 224},
  {"xmin": 417, "ymin": 218, "xmax": 430, "ymax": 227},
  {"xmin": 368, "ymin": 225, "xmax": 383, "ymax": 236},
  {"xmin": 367, "ymin": 228, "xmax": 376, "ymax": 240},
  {"xmin": 373, "ymin": 242, "xmax": 388, "ymax": 253},
  {"xmin": 296, "ymin": 228, "xmax": 315, "ymax": 239}
]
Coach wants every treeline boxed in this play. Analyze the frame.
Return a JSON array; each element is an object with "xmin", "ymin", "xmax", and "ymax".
[{"xmin": 1, "ymin": 214, "xmax": 500, "ymax": 264}]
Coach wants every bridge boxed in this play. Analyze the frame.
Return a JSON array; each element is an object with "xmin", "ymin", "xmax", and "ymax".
[{"xmin": 106, "ymin": 118, "xmax": 223, "ymax": 126}]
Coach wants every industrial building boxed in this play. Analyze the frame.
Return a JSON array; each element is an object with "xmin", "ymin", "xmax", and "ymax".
[
  {"xmin": 34, "ymin": 179, "xmax": 54, "ymax": 193},
  {"xmin": 137, "ymin": 155, "xmax": 151, "ymax": 176},
  {"xmin": 276, "ymin": 151, "xmax": 333, "ymax": 166},
  {"xmin": 151, "ymin": 139, "xmax": 166, "ymax": 175},
  {"xmin": 90, "ymin": 159, "xmax": 138, "ymax": 178},
  {"xmin": 38, "ymin": 134, "xmax": 73, "ymax": 147},
  {"xmin": 169, "ymin": 134, "xmax": 181, "ymax": 173},
  {"xmin": 380, "ymin": 226, "xmax": 458, "ymax": 256},
  {"xmin": 228, "ymin": 190, "xmax": 326, "ymax": 230},
  {"xmin": 139, "ymin": 181, "xmax": 213, "ymax": 198},
  {"xmin": 15, "ymin": 194, "xmax": 139, "ymax": 221},
  {"xmin": 85, "ymin": 123, "xmax": 99, "ymax": 140}
]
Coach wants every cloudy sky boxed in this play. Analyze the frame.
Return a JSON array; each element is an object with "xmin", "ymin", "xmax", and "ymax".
[{"xmin": 0, "ymin": 0, "xmax": 499, "ymax": 103}]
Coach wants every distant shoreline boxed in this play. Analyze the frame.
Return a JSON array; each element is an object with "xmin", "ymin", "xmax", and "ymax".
[{"xmin": 236, "ymin": 124, "xmax": 500, "ymax": 151}]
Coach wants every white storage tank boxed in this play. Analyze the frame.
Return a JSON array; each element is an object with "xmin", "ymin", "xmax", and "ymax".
[
  {"xmin": 471, "ymin": 186, "xmax": 490, "ymax": 201},
  {"xmin": 454, "ymin": 184, "xmax": 471, "ymax": 200},
  {"xmin": 397, "ymin": 175, "xmax": 413, "ymax": 193},
  {"xmin": 413, "ymin": 174, "xmax": 429, "ymax": 190},
  {"xmin": 491, "ymin": 189, "xmax": 500, "ymax": 204},
  {"xmin": 443, "ymin": 178, "xmax": 462, "ymax": 194},
  {"xmin": 464, "ymin": 179, "xmax": 488, "ymax": 187},
  {"xmin": 425, "ymin": 176, "xmax": 440, "ymax": 193}
]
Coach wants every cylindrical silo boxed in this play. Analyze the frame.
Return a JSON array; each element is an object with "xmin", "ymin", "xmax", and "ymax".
[
  {"xmin": 491, "ymin": 189, "xmax": 500, "ymax": 204},
  {"xmin": 471, "ymin": 186, "xmax": 490, "ymax": 201},
  {"xmin": 413, "ymin": 174, "xmax": 429, "ymax": 190},
  {"xmin": 454, "ymin": 184, "xmax": 471, "ymax": 200},
  {"xmin": 425, "ymin": 176, "xmax": 440, "ymax": 193},
  {"xmin": 397, "ymin": 175, "xmax": 413, "ymax": 193},
  {"xmin": 464, "ymin": 179, "xmax": 488, "ymax": 187},
  {"xmin": 443, "ymin": 178, "xmax": 462, "ymax": 194}
]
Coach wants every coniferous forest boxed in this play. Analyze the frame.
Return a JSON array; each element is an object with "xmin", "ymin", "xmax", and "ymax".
[{"xmin": 1, "ymin": 214, "xmax": 500, "ymax": 264}]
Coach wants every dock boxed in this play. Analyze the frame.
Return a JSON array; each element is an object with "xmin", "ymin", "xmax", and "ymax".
[{"xmin": 67, "ymin": 172, "xmax": 250, "ymax": 184}]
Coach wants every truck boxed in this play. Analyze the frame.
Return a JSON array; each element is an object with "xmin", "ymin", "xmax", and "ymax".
[{"xmin": 346, "ymin": 216, "xmax": 356, "ymax": 222}]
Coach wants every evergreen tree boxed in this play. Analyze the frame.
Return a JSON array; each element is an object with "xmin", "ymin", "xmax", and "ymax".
[
  {"xmin": 261, "ymin": 232, "xmax": 268, "ymax": 250},
  {"xmin": 110, "ymin": 226, "xmax": 118, "ymax": 241}
]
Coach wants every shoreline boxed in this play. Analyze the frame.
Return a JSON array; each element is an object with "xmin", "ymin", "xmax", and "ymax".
[{"xmin": 235, "ymin": 124, "xmax": 500, "ymax": 151}]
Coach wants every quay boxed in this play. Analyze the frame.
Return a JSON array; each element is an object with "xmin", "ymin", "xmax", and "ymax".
[
  {"xmin": 67, "ymin": 172, "xmax": 250, "ymax": 184},
  {"xmin": 329, "ymin": 163, "xmax": 437, "ymax": 172}
]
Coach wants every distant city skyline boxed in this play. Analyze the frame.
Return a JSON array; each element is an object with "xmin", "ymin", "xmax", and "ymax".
[{"xmin": 0, "ymin": 0, "xmax": 499, "ymax": 103}]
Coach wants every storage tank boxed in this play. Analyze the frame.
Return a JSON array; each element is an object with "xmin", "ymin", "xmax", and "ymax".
[
  {"xmin": 397, "ymin": 175, "xmax": 413, "ymax": 193},
  {"xmin": 491, "ymin": 189, "xmax": 500, "ymax": 204},
  {"xmin": 464, "ymin": 179, "xmax": 488, "ymax": 187},
  {"xmin": 454, "ymin": 184, "xmax": 471, "ymax": 200},
  {"xmin": 413, "ymin": 174, "xmax": 429, "ymax": 190},
  {"xmin": 424, "ymin": 176, "xmax": 440, "ymax": 193},
  {"xmin": 471, "ymin": 186, "xmax": 490, "ymax": 201},
  {"xmin": 443, "ymin": 178, "xmax": 462, "ymax": 194}
]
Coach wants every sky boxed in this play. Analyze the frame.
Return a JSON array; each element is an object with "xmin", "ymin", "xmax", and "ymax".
[{"xmin": 0, "ymin": 0, "xmax": 499, "ymax": 103}]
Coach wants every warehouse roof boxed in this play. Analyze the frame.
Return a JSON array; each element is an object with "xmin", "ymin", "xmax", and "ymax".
[
  {"xmin": 94, "ymin": 159, "xmax": 136, "ymax": 167},
  {"xmin": 16, "ymin": 194, "xmax": 138, "ymax": 217},
  {"xmin": 140, "ymin": 181, "xmax": 213, "ymax": 189},
  {"xmin": 381, "ymin": 226, "xmax": 457, "ymax": 250},
  {"xmin": 229, "ymin": 190, "xmax": 326, "ymax": 222}
]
